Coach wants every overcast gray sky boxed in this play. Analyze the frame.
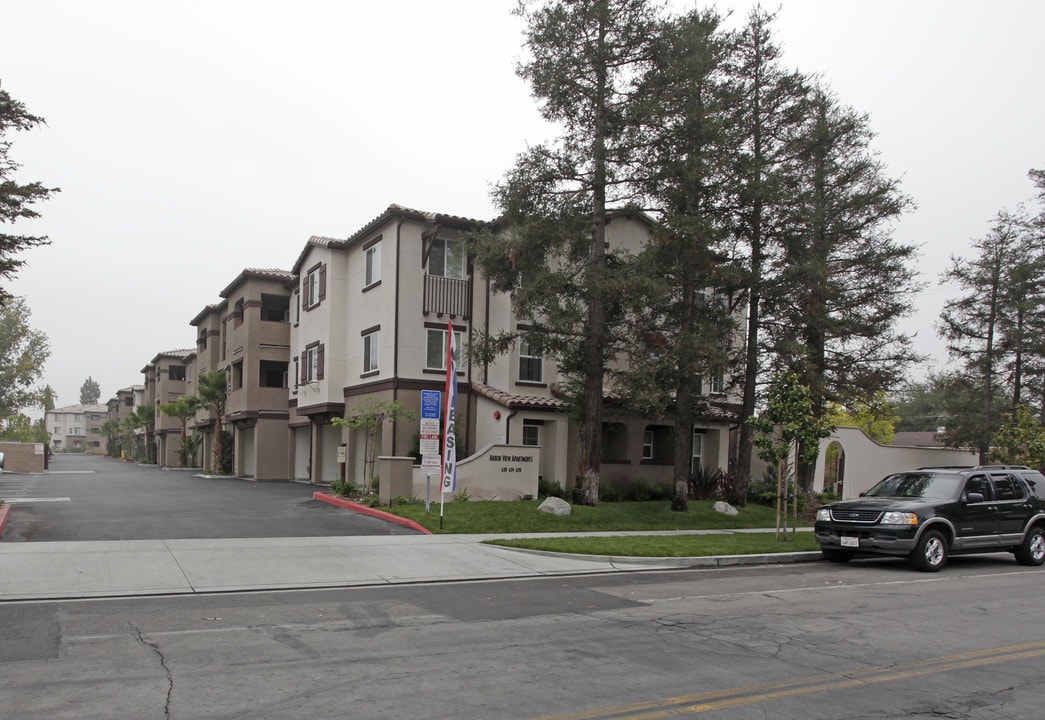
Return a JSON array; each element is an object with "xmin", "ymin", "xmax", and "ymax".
[{"xmin": 3, "ymin": 0, "xmax": 1043, "ymax": 411}]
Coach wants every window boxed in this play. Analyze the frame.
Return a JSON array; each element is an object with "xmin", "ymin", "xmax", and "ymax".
[
  {"xmin": 233, "ymin": 298, "xmax": 245, "ymax": 328},
  {"xmin": 363, "ymin": 331, "xmax": 379, "ymax": 373},
  {"xmin": 303, "ymin": 343, "xmax": 324, "ymax": 383},
  {"xmin": 261, "ymin": 293, "xmax": 290, "ymax": 322},
  {"xmin": 124, "ymin": 396, "xmax": 133, "ymax": 406},
  {"xmin": 365, "ymin": 242, "xmax": 381, "ymax": 286},
  {"xmin": 303, "ymin": 262, "xmax": 326, "ymax": 309},
  {"xmin": 691, "ymin": 431, "xmax": 704, "ymax": 475},
  {"xmin": 642, "ymin": 430, "xmax": 654, "ymax": 460},
  {"xmin": 709, "ymin": 372, "xmax": 725, "ymax": 394},
  {"xmin": 992, "ymin": 476, "xmax": 1024, "ymax": 501},
  {"xmin": 428, "ymin": 237, "xmax": 466, "ymax": 280},
  {"xmin": 522, "ymin": 423, "xmax": 540, "ymax": 447},
  {"xmin": 260, "ymin": 360, "xmax": 289, "ymax": 388},
  {"xmin": 518, "ymin": 336, "xmax": 543, "ymax": 383},
  {"xmin": 90, "ymin": 414, "xmax": 100, "ymax": 421},
  {"xmin": 230, "ymin": 360, "xmax": 243, "ymax": 391},
  {"xmin": 425, "ymin": 328, "xmax": 462, "ymax": 370},
  {"xmin": 169, "ymin": 365, "xmax": 186, "ymax": 382}
]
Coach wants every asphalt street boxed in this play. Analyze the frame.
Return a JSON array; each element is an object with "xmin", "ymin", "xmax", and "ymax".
[{"xmin": 0, "ymin": 454, "xmax": 419, "ymax": 541}]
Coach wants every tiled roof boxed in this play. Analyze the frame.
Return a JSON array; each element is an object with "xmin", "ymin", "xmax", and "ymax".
[
  {"xmin": 219, "ymin": 268, "xmax": 296, "ymax": 298},
  {"xmin": 49, "ymin": 403, "xmax": 108, "ymax": 414},
  {"xmin": 290, "ymin": 235, "xmax": 347, "ymax": 275},
  {"xmin": 471, "ymin": 382, "xmax": 569, "ymax": 411}
]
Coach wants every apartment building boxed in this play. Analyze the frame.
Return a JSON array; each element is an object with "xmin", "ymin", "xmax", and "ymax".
[
  {"xmin": 142, "ymin": 349, "xmax": 193, "ymax": 466},
  {"xmin": 128, "ymin": 203, "xmax": 738, "ymax": 493},
  {"xmin": 218, "ymin": 269, "xmax": 294, "ymax": 479},
  {"xmin": 46, "ymin": 404, "xmax": 108, "ymax": 453},
  {"xmin": 288, "ymin": 206, "xmax": 479, "ymax": 484}
]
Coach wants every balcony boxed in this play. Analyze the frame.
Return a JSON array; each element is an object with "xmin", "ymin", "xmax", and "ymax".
[{"xmin": 423, "ymin": 275, "xmax": 470, "ymax": 319}]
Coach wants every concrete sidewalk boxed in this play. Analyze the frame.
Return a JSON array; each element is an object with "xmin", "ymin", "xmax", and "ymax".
[{"xmin": 0, "ymin": 532, "xmax": 821, "ymax": 601}]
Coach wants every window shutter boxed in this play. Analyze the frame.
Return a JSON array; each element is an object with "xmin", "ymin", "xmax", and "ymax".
[
  {"xmin": 319, "ymin": 264, "xmax": 327, "ymax": 302},
  {"xmin": 300, "ymin": 351, "xmax": 307, "ymax": 383},
  {"xmin": 317, "ymin": 344, "xmax": 325, "ymax": 380},
  {"xmin": 302, "ymin": 277, "xmax": 309, "ymax": 309}
]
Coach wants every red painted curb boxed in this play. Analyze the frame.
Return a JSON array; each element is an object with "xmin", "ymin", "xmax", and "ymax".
[
  {"xmin": 313, "ymin": 492, "xmax": 432, "ymax": 535},
  {"xmin": 0, "ymin": 502, "xmax": 11, "ymax": 538}
]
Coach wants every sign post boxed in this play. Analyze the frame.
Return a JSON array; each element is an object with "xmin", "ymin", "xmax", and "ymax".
[{"xmin": 420, "ymin": 390, "xmax": 441, "ymax": 513}]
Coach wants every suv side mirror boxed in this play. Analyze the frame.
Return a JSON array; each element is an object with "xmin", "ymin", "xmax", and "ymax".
[{"xmin": 965, "ymin": 492, "xmax": 984, "ymax": 504}]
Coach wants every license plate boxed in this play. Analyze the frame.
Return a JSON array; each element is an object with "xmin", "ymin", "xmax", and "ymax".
[{"xmin": 840, "ymin": 535, "xmax": 859, "ymax": 548}]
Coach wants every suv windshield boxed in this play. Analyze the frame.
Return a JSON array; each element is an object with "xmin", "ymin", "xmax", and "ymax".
[{"xmin": 864, "ymin": 472, "xmax": 963, "ymax": 499}]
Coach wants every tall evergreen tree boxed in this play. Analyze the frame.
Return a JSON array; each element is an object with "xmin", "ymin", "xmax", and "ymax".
[
  {"xmin": 618, "ymin": 8, "xmax": 736, "ymax": 511},
  {"xmin": 720, "ymin": 8, "xmax": 808, "ymax": 500},
  {"xmin": 0, "ymin": 81, "xmax": 59, "ymax": 303},
  {"xmin": 768, "ymin": 87, "xmax": 917, "ymax": 492},
  {"xmin": 79, "ymin": 376, "xmax": 101, "ymax": 405},
  {"xmin": 938, "ymin": 210, "xmax": 1029, "ymax": 461},
  {"xmin": 473, "ymin": 0, "xmax": 658, "ymax": 505}
]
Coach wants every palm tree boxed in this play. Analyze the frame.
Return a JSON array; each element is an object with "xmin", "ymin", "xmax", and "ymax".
[
  {"xmin": 159, "ymin": 395, "xmax": 202, "ymax": 467},
  {"xmin": 133, "ymin": 403, "xmax": 157, "ymax": 463},
  {"xmin": 100, "ymin": 418, "xmax": 121, "ymax": 457},
  {"xmin": 196, "ymin": 371, "xmax": 228, "ymax": 474}
]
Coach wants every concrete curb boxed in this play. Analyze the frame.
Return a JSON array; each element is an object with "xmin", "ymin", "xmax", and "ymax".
[
  {"xmin": 313, "ymin": 492, "xmax": 432, "ymax": 534},
  {"xmin": 488, "ymin": 544, "xmax": 825, "ymax": 568},
  {"xmin": 0, "ymin": 503, "xmax": 10, "ymax": 538}
]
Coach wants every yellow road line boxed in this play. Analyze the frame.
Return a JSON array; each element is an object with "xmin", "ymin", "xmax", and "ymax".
[{"xmin": 533, "ymin": 640, "xmax": 1045, "ymax": 720}]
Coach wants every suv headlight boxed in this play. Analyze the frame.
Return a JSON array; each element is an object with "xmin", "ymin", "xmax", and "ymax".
[
  {"xmin": 881, "ymin": 511, "xmax": 918, "ymax": 525},
  {"xmin": 817, "ymin": 508, "xmax": 831, "ymax": 521}
]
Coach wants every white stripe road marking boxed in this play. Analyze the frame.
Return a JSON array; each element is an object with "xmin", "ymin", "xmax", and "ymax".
[{"xmin": 2, "ymin": 497, "xmax": 72, "ymax": 503}]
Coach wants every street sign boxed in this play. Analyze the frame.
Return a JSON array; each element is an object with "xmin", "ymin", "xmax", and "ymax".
[
  {"xmin": 421, "ymin": 390, "xmax": 441, "ymax": 419},
  {"xmin": 419, "ymin": 434, "xmax": 440, "ymax": 456},
  {"xmin": 419, "ymin": 418, "xmax": 439, "ymax": 435},
  {"xmin": 421, "ymin": 454, "xmax": 441, "ymax": 470}
]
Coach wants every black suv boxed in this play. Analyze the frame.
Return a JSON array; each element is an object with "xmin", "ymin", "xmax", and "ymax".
[{"xmin": 814, "ymin": 468, "xmax": 1045, "ymax": 571}]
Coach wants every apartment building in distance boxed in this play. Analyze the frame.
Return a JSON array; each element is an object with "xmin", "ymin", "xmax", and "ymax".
[
  {"xmin": 141, "ymin": 349, "xmax": 193, "ymax": 466},
  {"xmin": 46, "ymin": 404, "xmax": 108, "ymax": 453}
]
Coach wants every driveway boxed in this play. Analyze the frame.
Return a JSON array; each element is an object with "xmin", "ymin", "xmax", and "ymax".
[{"xmin": 0, "ymin": 454, "xmax": 418, "ymax": 542}]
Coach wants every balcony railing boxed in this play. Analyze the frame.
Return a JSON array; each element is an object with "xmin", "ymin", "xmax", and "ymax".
[{"xmin": 423, "ymin": 275, "xmax": 471, "ymax": 319}]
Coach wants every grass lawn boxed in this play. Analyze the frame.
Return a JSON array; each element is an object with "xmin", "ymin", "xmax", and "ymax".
[
  {"xmin": 486, "ymin": 532, "xmax": 820, "ymax": 557},
  {"xmin": 384, "ymin": 498, "xmax": 812, "ymax": 535}
]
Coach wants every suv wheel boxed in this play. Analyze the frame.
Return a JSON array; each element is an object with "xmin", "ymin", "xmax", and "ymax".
[
  {"xmin": 822, "ymin": 548, "xmax": 854, "ymax": 563},
  {"xmin": 1014, "ymin": 526, "xmax": 1045, "ymax": 566},
  {"xmin": 910, "ymin": 529, "xmax": 948, "ymax": 572}
]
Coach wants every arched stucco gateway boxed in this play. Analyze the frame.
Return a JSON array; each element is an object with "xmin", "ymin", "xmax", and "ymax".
[{"xmin": 813, "ymin": 426, "xmax": 979, "ymax": 500}]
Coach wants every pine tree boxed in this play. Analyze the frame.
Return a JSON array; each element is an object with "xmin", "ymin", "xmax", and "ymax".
[
  {"xmin": 473, "ymin": 0, "xmax": 659, "ymax": 505},
  {"xmin": 80, "ymin": 376, "xmax": 101, "ymax": 405},
  {"xmin": 0, "ymin": 81, "xmax": 59, "ymax": 302},
  {"xmin": 768, "ymin": 87, "xmax": 917, "ymax": 492}
]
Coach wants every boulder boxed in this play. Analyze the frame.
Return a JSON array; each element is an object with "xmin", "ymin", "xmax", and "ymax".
[
  {"xmin": 713, "ymin": 500, "xmax": 739, "ymax": 516},
  {"xmin": 538, "ymin": 496, "xmax": 572, "ymax": 516}
]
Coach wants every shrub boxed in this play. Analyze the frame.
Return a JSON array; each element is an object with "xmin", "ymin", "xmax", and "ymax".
[
  {"xmin": 689, "ymin": 466, "xmax": 723, "ymax": 500},
  {"xmin": 538, "ymin": 478, "xmax": 566, "ymax": 499},
  {"xmin": 329, "ymin": 480, "xmax": 358, "ymax": 498}
]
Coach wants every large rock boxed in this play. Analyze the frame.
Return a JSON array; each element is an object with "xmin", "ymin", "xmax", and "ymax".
[
  {"xmin": 713, "ymin": 500, "xmax": 739, "ymax": 516},
  {"xmin": 538, "ymin": 496, "xmax": 572, "ymax": 516}
]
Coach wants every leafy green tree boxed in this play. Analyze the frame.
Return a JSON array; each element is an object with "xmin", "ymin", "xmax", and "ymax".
[
  {"xmin": 196, "ymin": 370, "xmax": 228, "ymax": 473},
  {"xmin": 749, "ymin": 371, "xmax": 832, "ymax": 538},
  {"xmin": 40, "ymin": 384, "xmax": 56, "ymax": 412},
  {"xmin": 825, "ymin": 393, "xmax": 900, "ymax": 445},
  {"xmin": 893, "ymin": 373, "xmax": 953, "ymax": 432},
  {"xmin": 79, "ymin": 376, "xmax": 101, "ymax": 405},
  {"xmin": 0, "ymin": 412, "xmax": 48, "ymax": 443},
  {"xmin": 990, "ymin": 404, "xmax": 1045, "ymax": 470},
  {"xmin": 0, "ymin": 296, "xmax": 50, "ymax": 416},
  {"xmin": 159, "ymin": 395, "xmax": 202, "ymax": 467},
  {"xmin": 333, "ymin": 398, "xmax": 415, "ymax": 494},
  {"xmin": 473, "ymin": 0, "xmax": 659, "ymax": 506},
  {"xmin": 0, "ymin": 81, "xmax": 59, "ymax": 302}
]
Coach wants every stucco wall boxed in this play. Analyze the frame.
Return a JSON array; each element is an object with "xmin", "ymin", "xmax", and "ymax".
[
  {"xmin": 814, "ymin": 426, "xmax": 979, "ymax": 499},
  {"xmin": 411, "ymin": 443, "xmax": 539, "ymax": 501}
]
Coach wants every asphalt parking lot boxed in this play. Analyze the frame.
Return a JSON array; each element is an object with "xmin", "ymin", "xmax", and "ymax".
[{"xmin": 0, "ymin": 454, "xmax": 419, "ymax": 542}]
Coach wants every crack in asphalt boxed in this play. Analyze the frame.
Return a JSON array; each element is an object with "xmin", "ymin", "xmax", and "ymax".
[{"xmin": 130, "ymin": 623, "xmax": 173, "ymax": 719}]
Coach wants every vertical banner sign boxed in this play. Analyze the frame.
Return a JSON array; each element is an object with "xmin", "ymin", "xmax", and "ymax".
[{"xmin": 441, "ymin": 321, "xmax": 458, "ymax": 494}]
